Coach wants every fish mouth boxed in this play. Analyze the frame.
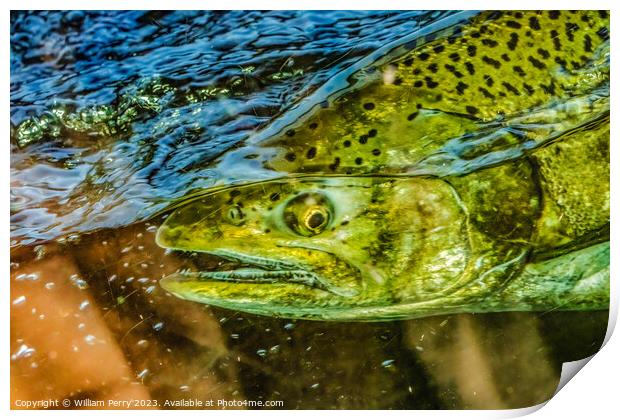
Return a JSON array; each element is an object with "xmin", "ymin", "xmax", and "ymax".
[{"xmin": 163, "ymin": 248, "xmax": 359, "ymax": 297}]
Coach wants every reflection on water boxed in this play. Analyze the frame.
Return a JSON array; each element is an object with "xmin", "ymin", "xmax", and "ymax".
[
  {"xmin": 11, "ymin": 10, "xmax": 454, "ymax": 245},
  {"xmin": 11, "ymin": 10, "xmax": 609, "ymax": 409}
]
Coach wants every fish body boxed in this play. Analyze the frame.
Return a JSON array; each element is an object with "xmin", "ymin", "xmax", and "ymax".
[
  {"xmin": 156, "ymin": 11, "xmax": 610, "ymax": 320},
  {"xmin": 215, "ymin": 10, "xmax": 609, "ymax": 180}
]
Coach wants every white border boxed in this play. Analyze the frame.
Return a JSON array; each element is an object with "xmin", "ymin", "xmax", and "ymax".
[{"xmin": 4, "ymin": 2, "xmax": 618, "ymax": 419}]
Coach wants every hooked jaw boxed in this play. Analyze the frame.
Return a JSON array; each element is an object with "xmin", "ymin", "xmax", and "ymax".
[{"xmin": 159, "ymin": 248, "xmax": 360, "ymax": 314}]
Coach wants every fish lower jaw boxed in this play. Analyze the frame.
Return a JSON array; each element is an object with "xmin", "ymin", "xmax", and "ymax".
[{"xmin": 166, "ymin": 248, "xmax": 360, "ymax": 297}]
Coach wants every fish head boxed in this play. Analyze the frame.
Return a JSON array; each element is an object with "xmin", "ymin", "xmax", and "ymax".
[{"xmin": 156, "ymin": 175, "xmax": 503, "ymax": 320}]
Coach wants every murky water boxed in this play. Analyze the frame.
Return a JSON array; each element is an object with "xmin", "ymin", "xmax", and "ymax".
[{"xmin": 11, "ymin": 11, "xmax": 608, "ymax": 409}]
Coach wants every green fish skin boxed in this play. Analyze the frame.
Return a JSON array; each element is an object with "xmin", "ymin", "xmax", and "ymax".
[
  {"xmin": 156, "ymin": 115, "xmax": 609, "ymax": 320},
  {"xmin": 155, "ymin": 11, "xmax": 610, "ymax": 321},
  {"xmin": 215, "ymin": 10, "xmax": 609, "ymax": 180}
]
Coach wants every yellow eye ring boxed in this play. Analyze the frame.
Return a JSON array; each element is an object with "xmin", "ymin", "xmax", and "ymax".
[
  {"xmin": 283, "ymin": 192, "xmax": 332, "ymax": 237},
  {"xmin": 303, "ymin": 207, "xmax": 328, "ymax": 232}
]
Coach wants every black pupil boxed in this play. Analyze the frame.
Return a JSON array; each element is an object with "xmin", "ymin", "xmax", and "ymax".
[{"xmin": 307, "ymin": 211, "xmax": 325, "ymax": 229}]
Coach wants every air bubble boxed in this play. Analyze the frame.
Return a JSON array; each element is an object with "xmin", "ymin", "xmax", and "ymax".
[
  {"xmin": 12, "ymin": 296, "xmax": 26, "ymax": 306},
  {"xmin": 381, "ymin": 359, "xmax": 395, "ymax": 368},
  {"xmin": 70, "ymin": 274, "xmax": 88, "ymax": 290},
  {"xmin": 11, "ymin": 344, "xmax": 35, "ymax": 360}
]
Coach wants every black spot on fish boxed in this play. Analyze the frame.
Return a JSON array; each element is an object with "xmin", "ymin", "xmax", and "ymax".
[
  {"xmin": 445, "ymin": 64, "xmax": 464, "ymax": 78},
  {"xmin": 355, "ymin": 157, "xmax": 363, "ymax": 165},
  {"xmin": 540, "ymin": 82, "xmax": 556, "ymax": 95},
  {"xmin": 427, "ymin": 63, "xmax": 439, "ymax": 73},
  {"xmin": 482, "ymin": 39, "xmax": 498, "ymax": 47},
  {"xmin": 372, "ymin": 149, "xmax": 381, "ymax": 156},
  {"xmin": 502, "ymin": 82, "xmax": 520, "ymax": 95},
  {"xmin": 471, "ymin": 31, "xmax": 481, "ymax": 39},
  {"xmin": 528, "ymin": 56, "xmax": 546, "ymax": 70},
  {"xmin": 341, "ymin": 220, "xmax": 349, "ymax": 226},
  {"xmin": 449, "ymin": 52, "xmax": 460, "ymax": 62},
  {"xmin": 393, "ymin": 77, "xmax": 403, "ymax": 86},
  {"xmin": 403, "ymin": 57, "xmax": 414, "ymax": 66},
  {"xmin": 368, "ymin": 129, "xmax": 377, "ymax": 137},
  {"xmin": 286, "ymin": 129, "xmax": 295, "ymax": 137},
  {"xmin": 555, "ymin": 56, "xmax": 567, "ymax": 67},
  {"xmin": 584, "ymin": 34, "xmax": 593, "ymax": 52},
  {"xmin": 412, "ymin": 68, "xmax": 422, "ymax": 76},
  {"xmin": 484, "ymin": 75, "xmax": 494, "ymax": 87},
  {"xmin": 456, "ymin": 81, "xmax": 469, "ymax": 95},
  {"xmin": 343, "ymin": 140, "xmax": 351, "ymax": 148},
  {"xmin": 548, "ymin": 11, "xmax": 560, "ymax": 20},
  {"xmin": 433, "ymin": 45, "xmax": 445, "ymax": 53},
  {"xmin": 465, "ymin": 62, "xmax": 475, "ymax": 75},
  {"xmin": 565, "ymin": 22, "xmax": 579, "ymax": 42},
  {"xmin": 309, "ymin": 122, "xmax": 318, "ymax": 130},
  {"xmin": 506, "ymin": 20, "xmax": 522, "ymax": 29},
  {"xmin": 407, "ymin": 112, "xmax": 418, "ymax": 121},
  {"xmin": 329, "ymin": 157, "xmax": 340, "ymax": 171},
  {"xmin": 264, "ymin": 229, "xmax": 271, "ymax": 233},
  {"xmin": 551, "ymin": 30, "xmax": 561, "ymax": 51},
  {"xmin": 451, "ymin": 25, "xmax": 463, "ymax": 39},
  {"xmin": 418, "ymin": 52, "xmax": 430, "ymax": 61},
  {"xmin": 285, "ymin": 152, "xmax": 296, "ymax": 162},
  {"xmin": 425, "ymin": 77, "xmax": 439, "ymax": 88},
  {"xmin": 467, "ymin": 45, "xmax": 477, "ymax": 57},
  {"xmin": 414, "ymin": 80, "xmax": 424, "ymax": 88},
  {"xmin": 478, "ymin": 87, "xmax": 495, "ymax": 99},
  {"xmin": 529, "ymin": 16, "xmax": 541, "ymax": 30},
  {"xmin": 523, "ymin": 83, "xmax": 535, "ymax": 95},
  {"xmin": 596, "ymin": 27, "xmax": 609, "ymax": 41},
  {"xmin": 482, "ymin": 56, "xmax": 501, "ymax": 69},
  {"xmin": 598, "ymin": 11, "xmax": 608, "ymax": 19},
  {"xmin": 537, "ymin": 48, "xmax": 550, "ymax": 59},
  {"xmin": 507, "ymin": 33, "xmax": 519, "ymax": 50},
  {"xmin": 512, "ymin": 65, "xmax": 526, "ymax": 77},
  {"xmin": 514, "ymin": 12, "xmax": 523, "ymax": 19},
  {"xmin": 363, "ymin": 102, "xmax": 375, "ymax": 110},
  {"xmin": 244, "ymin": 153, "xmax": 259, "ymax": 159},
  {"xmin": 465, "ymin": 106, "xmax": 479, "ymax": 115},
  {"xmin": 306, "ymin": 147, "xmax": 317, "ymax": 159},
  {"xmin": 230, "ymin": 189, "xmax": 241, "ymax": 198},
  {"xmin": 269, "ymin": 192, "xmax": 280, "ymax": 201},
  {"xmin": 359, "ymin": 135, "xmax": 368, "ymax": 144},
  {"xmin": 501, "ymin": 53, "xmax": 511, "ymax": 62}
]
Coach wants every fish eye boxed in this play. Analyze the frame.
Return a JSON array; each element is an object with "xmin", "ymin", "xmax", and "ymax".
[
  {"xmin": 283, "ymin": 192, "xmax": 333, "ymax": 237},
  {"xmin": 225, "ymin": 205, "xmax": 245, "ymax": 226}
]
